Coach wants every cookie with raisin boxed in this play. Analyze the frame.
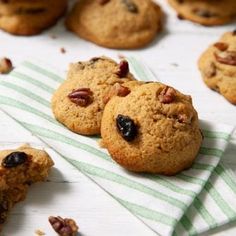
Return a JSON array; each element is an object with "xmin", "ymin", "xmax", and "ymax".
[
  {"xmin": 101, "ymin": 82, "xmax": 202, "ymax": 175},
  {"xmin": 66, "ymin": 0, "xmax": 162, "ymax": 49},
  {"xmin": 168, "ymin": 0, "xmax": 236, "ymax": 26},
  {"xmin": 198, "ymin": 31, "xmax": 236, "ymax": 104},
  {"xmin": 0, "ymin": 0, "xmax": 67, "ymax": 35},
  {"xmin": 51, "ymin": 57, "xmax": 137, "ymax": 135}
]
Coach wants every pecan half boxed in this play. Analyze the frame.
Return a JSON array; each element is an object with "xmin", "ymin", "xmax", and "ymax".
[
  {"xmin": 116, "ymin": 60, "xmax": 129, "ymax": 78},
  {"xmin": 122, "ymin": 0, "xmax": 138, "ymax": 13},
  {"xmin": 49, "ymin": 216, "xmax": 79, "ymax": 236},
  {"xmin": 0, "ymin": 57, "xmax": 13, "ymax": 74},
  {"xmin": 103, "ymin": 83, "xmax": 131, "ymax": 104},
  {"xmin": 68, "ymin": 88, "xmax": 93, "ymax": 107},
  {"xmin": 158, "ymin": 86, "xmax": 176, "ymax": 104},
  {"xmin": 213, "ymin": 42, "xmax": 228, "ymax": 51},
  {"xmin": 214, "ymin": 51, "xmax": 236, "ymax": 66}
]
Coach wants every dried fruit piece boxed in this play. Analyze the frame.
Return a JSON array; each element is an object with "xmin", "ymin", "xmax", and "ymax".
[
  {"xmin": 0, "ymin": 57, "xmax": 13, "ymax": 74},
  {"xmin": 158, "ymin": 86, "xmax": 176, "ymax": 104},
  {"xmin": 68, "ymin": 88, "xmax": 93, "ymax": 107},
  {"xmin": 214, "ymin": 51, "xmax": 236, "ymax": 66},
  {"xmin": 116, "ymin": 60, "xmax": 129, "ymax": 77},
  {"xmin": 2, "ymin": 152, "xmax": 28, "ymax": 168},
  {"xmin": 98, "ymin": 0, "xmax": 110, "ymax": 5},
  {"xmin": 213, "ymin": 42, "xmax": 228, "ymax": 51},
  {"xmin": 49, "ymin": 216, "xmax": 79, "ymax": 236},
  {"xmin": 122, "ymin": 0, "xmax": 138, "ymax": 13},
  {"xmin": 116, "ymin": 114, "xmax": 137, "ymax": 141},
  {"xmin": 193, "ymin": 9, "xmax": 217, "ymax": 18},
  {"xmin": 103, "ymin": 83, "xmax": 131, "ymax": 104}
]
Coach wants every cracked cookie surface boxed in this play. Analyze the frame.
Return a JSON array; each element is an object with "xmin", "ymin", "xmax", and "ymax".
[
  {"xmin": 66, "ymin": 0, "xmax": 162, "ymax": 49},
  {"xmin": 51, "ymin": 57, "xmax": 136, "ymax": 135},
  {"xmin": 168, "ymin": 0, "xmax": 236, "ymax": 26},
  {"xmin": 0, "ymin": 0, "xmax": 67, "ymax": 35},
  {"xmin": 198, "ymin": 31, "xmax": 236, "ymax": 104},
  {"xmin": 101, "ymin": 82, "xmax": 202, "ymax": 175}
]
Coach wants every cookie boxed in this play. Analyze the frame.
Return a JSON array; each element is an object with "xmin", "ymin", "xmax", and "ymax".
[
  {"xmin": 51, "ymin": 57, "xmax": 136, "ymax": 135},
  {"xmin": 0, "ymin": 0, "xmax": 67, "ymax": 35},
  {"xmin": 198, "ymin": 31, "xmax": 236, "ymax": 104},
  {"xmin": 101, "ymin": 82, "xmax": 202, "ymax": 175},
  {"xmin": 0, "ymin": 145, "xmax": 54, "ymax": 229},
  {"xmin": 66, "ymin": 0, "xmax": 162, "ymax": 49},
  {"xmin": 168, "ymin": 0, "xmax": 236, "ymax": 26}
]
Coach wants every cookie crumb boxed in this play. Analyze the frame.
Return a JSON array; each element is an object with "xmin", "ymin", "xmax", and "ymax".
[
  {"xmin": 0, "ymin": 57, "xmax": 13, "ymax": 74},
  {"xmin": 35, "ymin": 229, "xmax": 45, "ymax": 236},
  {"xmin": 60, "ymin": 48, "xmax": 66, "ymax": 54}
]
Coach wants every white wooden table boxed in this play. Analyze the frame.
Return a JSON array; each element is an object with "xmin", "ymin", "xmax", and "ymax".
[{"xmin": 0, "ymin": 0, "xmax": 235, "ymax": 235}]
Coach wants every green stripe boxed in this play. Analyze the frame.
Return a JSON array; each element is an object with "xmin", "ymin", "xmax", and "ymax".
[
  {"xmin": 191, "ymin": 163, "xmax": 214, "ymax": 172},
  {"xmin": 0, "ymin": 95, "xmax": 56, "ymax": 124},
  {"xmin": 70, "ymin": 160, "xmax": 187, "ymax": 210},
  {"xmin": 193, "ymin": 197, "xmax": 217, "ymax": 229},
  {"xmin": 146, "ymin": 174, "xmax": 195, "ymax": 197},
  {"xmin": 0, "ymin": 81, "xmax": 50, "ymax": 107},
  {"xmin": 22, "ymin": 61, "xmax": 64, "ymax": 83},
  {"xmin": 176, "ymin": 173, "xmax": 205, "ymax": 186},
  {"xmin": 11, "ymin": 71, "xmax": 55, "ymax": 93},
  {"xmin": 199, "ymin": 147, "xmax": 223, "ymax": 158},
  {"xmin": 116, "ymin": 197, "xmax": 177, "ymax": 226},
  {"xmin": 180, "ymin": 215, "xmax": 197, "ymax": 235},
  {"xmin": 22, "ymin": 122, "xmax": 112, "ymax": 162},
  {"xmin": 202, "ymin": 130, "xmax": 230, "ymax": 141},
  {"xmin": 215, "ymin": 165, "xmax": 236, "ymax": 195},
  {"xmin": 205, "ymin": 181, "xmax": 236, "ymax": 219}
]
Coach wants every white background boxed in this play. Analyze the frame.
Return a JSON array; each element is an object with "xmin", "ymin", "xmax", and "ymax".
[{"xmin": 0, "ymin": 0, "xmax": 236, "ymax": 235}]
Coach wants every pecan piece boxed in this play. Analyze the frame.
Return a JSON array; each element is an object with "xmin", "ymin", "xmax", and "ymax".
[
  {"xmin": 0, "ymin": 57, "xmax": 13, "ymax": 74},
  {"xmin": 213, "ymin": 42, "xmax": 228, "ymax": 51},
  {"xmin": 193, "ymin": 9, "xmax": 218, "ymax": 18},
  {"xmin": 214, "ymin": 51, "xmax": 236, "ymax": 66},
  {"xmin": 158, "ymin": 86, "xmax": 176, "ymax": 104},
  {"xmin": 116, "ymin": 60, "xmax": 129, "ymax": 78},
  {"xmin": 122, "ymin": 0, "xmax": 138, "ymax": 13},
  {"xmin": 68, "ymin": 88, "xmax": 93, "ymax": 107},
  {"xmin": 49, "ymin": 216, "xmax": 79, "ymax": 236},
  {"xmin": 103, "ymin": 83, "xmax": 130, "ymax": 104}
]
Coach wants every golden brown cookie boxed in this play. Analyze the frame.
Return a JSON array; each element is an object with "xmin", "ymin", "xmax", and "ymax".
[
  {"xmin": 0, "ymin": 145, "xmax": 54, "ymax": 229},
  {"xmin": 51, "ymin": 57, "xmax": 136, "ymax": 135},
  {"xmin": 198, "ymin": 31, "xmax": 236, "ymax": 104},
  {"xmin": 0, "ymin": 0, "xmax": 67, "ymax": 35},
  {"xmin": 168, "ymin": 0, "xmax": 236, "ymax": 26},
  {"xmin": 66, "ymin": 0, "xmax": 162, "ymax": 49},
  {"xmin": 101, "ymin": 82, "xmax": 202, "ymax": 175}
]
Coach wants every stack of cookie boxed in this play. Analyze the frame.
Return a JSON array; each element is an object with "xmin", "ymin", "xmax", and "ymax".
[
  {"xmin": 168, "ymin": 0, "xmax": 236, "ymax": 26},
  {"xmin": 0, "ymin": 0, "xmax": 67, "ymax": 35},
  {"xmin": 52, "ymin": 57, "xmax": 202, "ymax": 175}
]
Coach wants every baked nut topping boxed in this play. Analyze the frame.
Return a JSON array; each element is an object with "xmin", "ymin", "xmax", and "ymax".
[
  {"xmin": 214, "ymin": 51, "xmax": 236, "ymax": 66},
  {"xmin": 68, "ymin": 88, "xmax": 93, "ymax": 107},
  {"xmin": 158, "ymin": 86, "xmax": 176, "ymax": 104},
  {"xmin": 213, "ymin": 42, "xmax": 228, "ymax": 51}
]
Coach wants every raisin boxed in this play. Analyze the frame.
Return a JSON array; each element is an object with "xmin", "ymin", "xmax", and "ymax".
[
  {"xmin": 2, "ymin": 152, "xmax": 28, "ymax": 168},
  {"xmin": 116, "ymin": 115, "xmax": 137, "ymax": 141},
  {"xmin": 116, "ymin": 60, "xmax": 129, "ymax": 78}
]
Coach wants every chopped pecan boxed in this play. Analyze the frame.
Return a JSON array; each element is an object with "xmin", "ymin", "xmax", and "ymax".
[
  {"xmin": 0, "ymin": 57, "xmax": 13, "ymax": 74},
  {"xmin": 213, "ymin": 42, "xmax": 228, "ymax": 51},
  {"xmin": 122, "ymin": 0, "xmax": 138, "ymax": 13},
  {"xmin": 103, "ymin": 83, "xmax": 130, "ymax": 104},
  {"xmin": 68, "ymin": 88, "xmax": 93, "ymax": 107},
  {"xmin": 214, "ymin": 51, "xmax": 236, "ymax": 66},
  {"xmin": 158, "ymin": 86, "xmax": 176, "ymax": 104},
  {"xmin": 49, "ymin": 216, "xmax": 79, "ymax": 236},
  {"xmin": 116, "ymin": 60, "xmax": 129, "ymax": 78}
]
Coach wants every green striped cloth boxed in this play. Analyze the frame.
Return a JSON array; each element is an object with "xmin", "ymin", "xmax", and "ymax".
[{"xmin": 0, "ymin": 58, "xmax": 235, "ymax": 236}]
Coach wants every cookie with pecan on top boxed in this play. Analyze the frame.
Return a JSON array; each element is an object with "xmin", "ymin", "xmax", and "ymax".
[
  {"xmin": 101, "ymin": 82, "xmax": 202, "ymax": 175},
  {"xmin": 198, "ymin": 31, "xmax": 236, "ymax": 104},
  {"xmin": 65, "ymin": 0, "xmax": 162, "ymax": 49}
]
